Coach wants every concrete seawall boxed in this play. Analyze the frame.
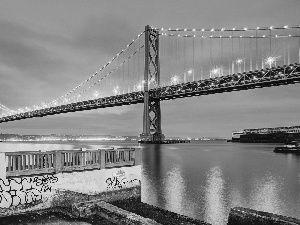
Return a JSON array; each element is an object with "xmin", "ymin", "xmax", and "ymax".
[{"xmin": 0, "ymin": 165, "xmax": 141, "ymax": 216}]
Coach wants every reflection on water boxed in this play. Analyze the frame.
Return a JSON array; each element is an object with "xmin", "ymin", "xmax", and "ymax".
[
  {"xmin": 250, "ymin": 174, "xmax": 284, "ymax": 215},
  {"xmin": 164, "ymin": 165, "xmax": 185, "ymax": 213},
  {"xmin": 204, "ymin": 166, "xmax": 227, "ymax": 225}
]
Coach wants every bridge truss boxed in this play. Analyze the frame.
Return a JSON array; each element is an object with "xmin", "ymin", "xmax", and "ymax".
[{"xmin": 0, "ymin": 63, "xmax": 299, "ymax": 124}]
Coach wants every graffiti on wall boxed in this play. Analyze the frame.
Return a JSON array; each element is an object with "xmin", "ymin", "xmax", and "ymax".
[
  {"xmin": 0, "ymin": 174, "xmax": 58, "ymax": 208},
  {"xmin": 106, "ymin": 170, "xmax": 140, "ymax": 190}
]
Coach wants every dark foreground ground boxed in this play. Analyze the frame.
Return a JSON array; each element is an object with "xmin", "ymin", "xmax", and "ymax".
[
  {"xmin": 111, "ymin": 197, "xmax": 208, "ymax": 225},
  {"xmin": 0, "ymin": 197, "xmax": 209, "ymax": 225}
]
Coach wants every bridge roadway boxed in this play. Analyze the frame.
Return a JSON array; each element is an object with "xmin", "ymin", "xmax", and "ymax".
[{"xmin": 0, "ymin": 63, "xmax": 299, "ymax": 123}]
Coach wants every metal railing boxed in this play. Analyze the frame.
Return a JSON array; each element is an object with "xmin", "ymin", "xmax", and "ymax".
[{"xmin": 5, "ymin": 148, "xmax": 139, "ymax": 177}]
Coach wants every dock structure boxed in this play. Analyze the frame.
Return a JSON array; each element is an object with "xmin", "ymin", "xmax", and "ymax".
[
  {"xmin": 0, "ymin": 148, "xmax": 141, "ymax": 179},
  {"xmin": 138, "ymin": 139, "xmax": 190, "ymax": 144}
]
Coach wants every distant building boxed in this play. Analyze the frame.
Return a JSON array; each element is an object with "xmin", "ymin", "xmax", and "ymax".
[{"xmin": 231, "ymin": 126, "xmax": 300, "ymax": 143}]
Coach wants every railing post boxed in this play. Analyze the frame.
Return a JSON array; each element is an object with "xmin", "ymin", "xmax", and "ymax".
[
  {"xmin": 134, "ymin": 148, "xmax": 142, "ymax": 166},
  {"xmin": 54, "ymin": 150, "xmax": 63, "ymax": 173},
  {"xmin": 100, "ymin": 149, "xmax": 106, "ymax": 169},
  {"xmin": 0, "ymin": 153, "xmax": 6, "ymax": 179}
]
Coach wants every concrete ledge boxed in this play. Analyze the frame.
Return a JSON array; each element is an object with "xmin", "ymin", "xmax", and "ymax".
[
  {"xmin": 72, "ymin": 200, "xmax": 161, "ymax": 225},
  {"xmin": 227, "ymin": 207, "xmax": 300, "ymax": 225}
]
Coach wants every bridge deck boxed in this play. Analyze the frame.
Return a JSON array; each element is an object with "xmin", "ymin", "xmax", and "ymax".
[{"xmin": 0, "ymin": 63, "xmax": 299, "ymax": 123}]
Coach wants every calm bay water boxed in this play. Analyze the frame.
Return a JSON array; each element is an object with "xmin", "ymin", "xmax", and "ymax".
[{"xmin": 1, "ymin": 140, "xmax": 300, "ymax": 225}]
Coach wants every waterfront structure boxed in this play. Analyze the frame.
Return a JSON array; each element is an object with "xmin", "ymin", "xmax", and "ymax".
[
  {"xmin": 0, "ymin": 25, "xmax": 300, "ymax": 143},
  {"xmin": 231, "ymin": 126, "xmax": 300, "ymax": 143},
  {"xmin": 0, "ymin": 148, "xmax": 142, "ymax": 214}
]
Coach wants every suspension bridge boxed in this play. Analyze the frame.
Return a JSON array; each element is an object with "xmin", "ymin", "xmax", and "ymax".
[{"xmin": 1, "ymin": 25, "xmax": 300, "ymax": 142}]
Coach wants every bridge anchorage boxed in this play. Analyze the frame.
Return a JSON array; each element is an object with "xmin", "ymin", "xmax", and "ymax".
[{"xmin": 139, "ymin": 25, "xmax": 166, "ymax": 143}]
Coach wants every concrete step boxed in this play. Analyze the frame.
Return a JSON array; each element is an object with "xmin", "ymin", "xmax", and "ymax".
[{"xmin": 72, "ymin": 200, "xmax": 161, "ymax": 225}]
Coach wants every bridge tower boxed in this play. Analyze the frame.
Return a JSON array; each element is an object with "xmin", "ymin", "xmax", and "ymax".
[{"xmin": 140, "ymin": 25, "xmax": 165, "ymax": 143}]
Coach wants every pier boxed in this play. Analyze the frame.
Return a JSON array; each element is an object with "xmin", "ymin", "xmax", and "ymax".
[{"xmin": 138, "ymin": 139, "xmax": 190, "ymax": 144}]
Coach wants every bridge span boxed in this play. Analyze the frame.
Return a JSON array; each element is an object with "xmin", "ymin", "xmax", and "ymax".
[{"xmin": 1, "ymin": 25, "xmax": 300, "ymax": 142}]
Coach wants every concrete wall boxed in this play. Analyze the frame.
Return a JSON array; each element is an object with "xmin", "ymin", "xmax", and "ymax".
[{"xmin": 0, "ymin": 165, "xmax": 141, "ymax": 216}]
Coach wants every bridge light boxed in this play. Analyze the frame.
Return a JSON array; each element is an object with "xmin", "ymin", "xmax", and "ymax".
[
  {"xmin": 170, "ymin": 75, "xmax": 180, "ymax": 85},
  {"xmin": 187, "ymin": 69, "xmax": 193, "ymax": 75},
  {"xmin": 256, "ymin": 27, "xmax": 260, "ymax": 30},
  {"xmin": 284, "ymin": 25, "xmax": 288, "ymax": 29},
  {"xmin": 93, "ymin": 91, "xmax": 100, "ymax": 99},
  {"xmin": 113, "ymin": 86, "xmax": 120, "ymax": 95},
  {"xmin": 264, "ymin": 55, "xmax": 280, "ymax": 68},
  {"xmin": 235, "ymin": 58, "xmax": 244, "ymax": 65},
  {"xmin": 221, "ymin": 28, "xmax": 225, "ymax": 31},
  {"xmin": 210, "ymin": 66, "xmax": 223, "ymax": 78},
  {"xmin": 244, "ymin": 27, "xmax": 248, "ymax": 31},
  {"xmin": 270, "ymin": 26, "xmax": 274, "ymax": 30}
]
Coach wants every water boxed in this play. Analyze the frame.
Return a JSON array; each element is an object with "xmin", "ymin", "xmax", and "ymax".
[
  {"xmin": 1, "ymin": 140, "xmax": 300, "ymax": 225},
  {"xmin": 142, "ymin": 141, "xmax": 300, "ymax": 225}
]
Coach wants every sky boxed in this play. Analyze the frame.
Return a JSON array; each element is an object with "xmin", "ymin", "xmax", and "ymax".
[{"xmin": 0, "ymin": 0, "xmax": 300, "ymax": 138}]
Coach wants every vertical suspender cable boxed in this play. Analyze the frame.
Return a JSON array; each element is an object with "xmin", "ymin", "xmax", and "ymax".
[
  {"xmin": 201, "ymin": 32, "xmax": 203, "ymax": 80},
  {"xmin": 243, "ymin": 33, "xmax": 246, "ymax": 72},
  {"xmin": 288, "ymin": 35, "xmax": 290, "ymax": 65},
  {"xmin": 228, "ymin": 34, "xmax": 231, "ymax": 75},
  {"xmin": 133, "ymin": 40, "xmax": 136, "ymax": 85},
  {"xmin": 269, "ymin": 28, "xmax": 272, "ymax": 55},
  {"xmin": 138, "ymin": 35, "xmax": 140, "ymax": 85},
  {"xmin": 283, "ymin": 38, "xmax": 286, "ymax": 65},
  {"xmin": 232, "ymin": 31, "xmax": 234, "ymax": 74},
  {"xmin": 169, "ymin": 34, "xmax": 171, "ymax": 82},
  {"xmin": 176, "ymin": 35, "xmax": 179, "ymax": 74},
  {"xmin": 250, "ymin": 37, "xmax": 252, "ymax": 71},
  {"xmin": 183, "ymin": 36, "xmax": 186, "ymax": 76},
  {"xmin": 210, "ymin": 32, "xmax": 212, "ymax": 77},
  {"xmin": 193, "ymin": 35, "xmax": 195, "ymax": 81},
  {"xmin": 299, "ymin": 29, "xmax": 300, "ymax": 63},
  {"xmin": 256, "ymin": 29, "xmax": 258, "ymax": 70},
  {"xmin": 274, "ymin": 36, "xmax": 277, "ymax": 67},
  {"xmin": 220, "ymin": 32, "xmax": 223, "ymax": 76},
  {"xmin": 128, "ymin": 49, "xmax": 130, "ymax": 93},
  {"xmin": 123, "ymin": 50, "xmax": 125, "ymax": 94}
]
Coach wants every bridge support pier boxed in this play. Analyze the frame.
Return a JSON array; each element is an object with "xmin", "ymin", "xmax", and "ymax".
[{"xmin": 140, "ymin": 25, "xmax": 165, "ymax": 143}]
